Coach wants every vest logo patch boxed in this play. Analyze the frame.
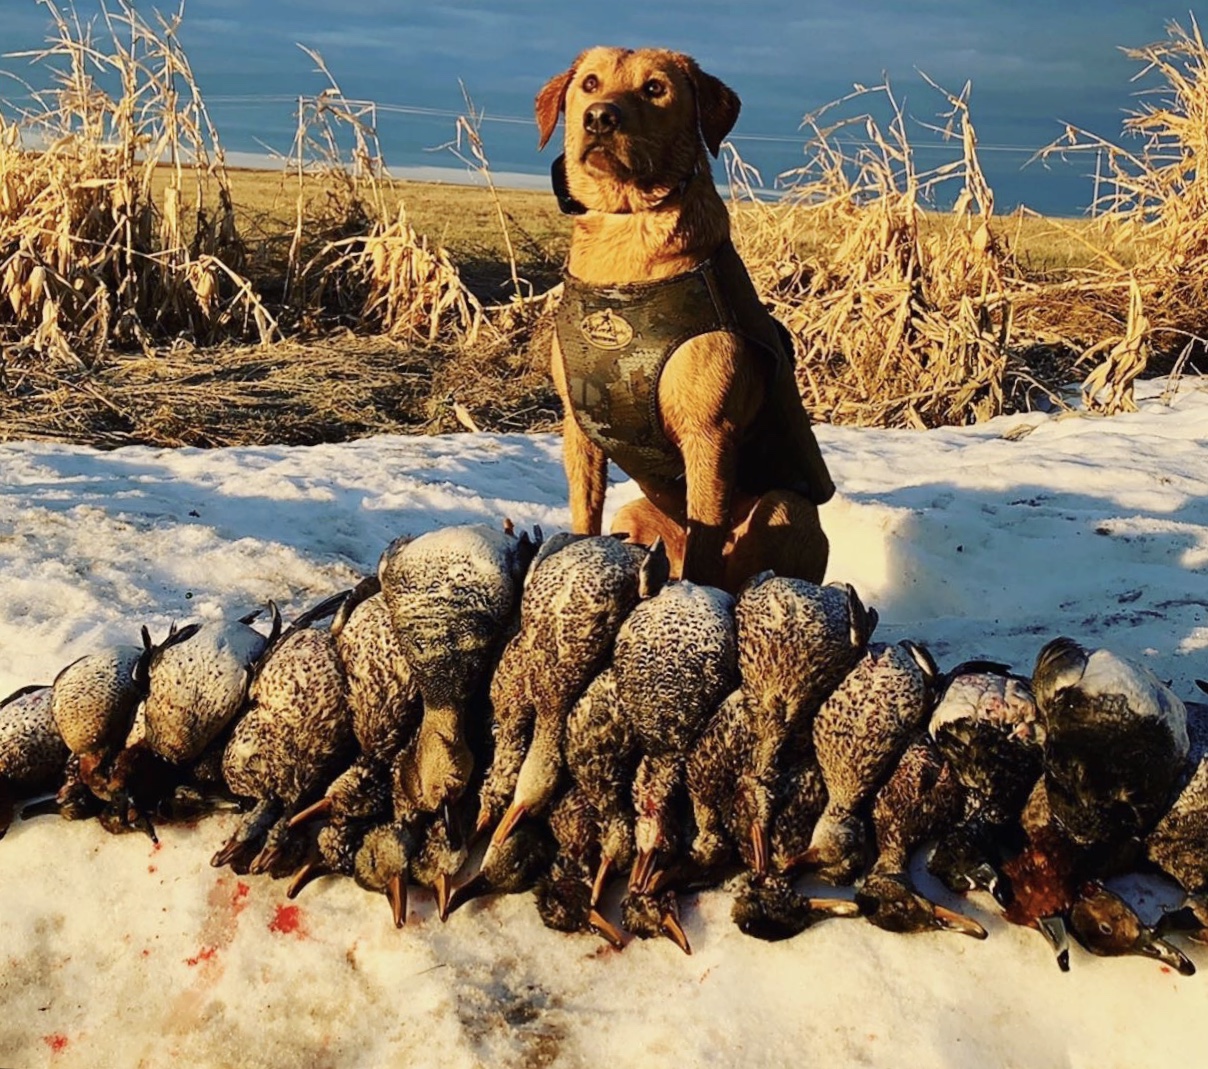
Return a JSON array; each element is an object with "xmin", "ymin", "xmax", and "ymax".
[{"xmin": 579, "ymin": 309, "xmax": 634, "ymax": 351}]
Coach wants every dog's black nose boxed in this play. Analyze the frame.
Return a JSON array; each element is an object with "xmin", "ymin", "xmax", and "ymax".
[{"xmin": 583, "ymin": 102, "xmax": 622, "ymax": 136}]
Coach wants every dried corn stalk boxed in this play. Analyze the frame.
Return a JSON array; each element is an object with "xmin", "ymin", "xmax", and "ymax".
[
  {"xmin": 727, "ymin": 79, "xmax": 1018, "ymax": 428},
  {"xmin": 0, "ymin": 0, "xmax": 276, "ymax": 363},
  {"xmin": 1035, "ymin": 17, "xmax": 1208, "ymax": 411}
]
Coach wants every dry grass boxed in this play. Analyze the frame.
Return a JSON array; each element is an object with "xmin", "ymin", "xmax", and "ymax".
[
  {"xmin": 0, "ymin": 1, "xmax": 278, "ymax": 363},
  {"xmin": 1030, "ymin": 17, "xmax": 1208, "ymax": 411},
  {"xmin": 726, "ymin": 79, "xmax": 1031, "ymax": 428},
  {"xmin": 2, "ymin": 3, "xmax": 1206, "ymax": 447}
]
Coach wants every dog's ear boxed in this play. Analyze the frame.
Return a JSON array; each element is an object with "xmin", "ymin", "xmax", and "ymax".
[
  {"xmin": 535, "ymin": 62, "xmax": 579, "ymax": 151},
  {"xmin": 674, "ymin": 55, "xmax": 741, "ymax": 157}
]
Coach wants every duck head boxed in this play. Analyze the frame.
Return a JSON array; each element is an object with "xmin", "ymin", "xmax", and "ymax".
[
  {"xmin": 855, "ymin": 872, "xmax": 987, "ymax": 939},
  {"xmin": 1070, "ymin": 882, "xmax": 1195, "ymax": 975},
  {"xmin": 791, "ymin": 809, "xmax": 867, "ymax": 885},
  {"xmin": 534, "ymin": 875, "xmax": 626, "ymax": 948},
  {"xmin": 731, "ymin": 872, "xmax": 860, "ymax": 942},
  {"xmin": 446, "ymin": 821, "xmax": 555, "ymax": 918},
  {"xmin": 353, "ymin": 822, "xmax": 417, "ymax": 929},
  {"xmin": 620, "ymin": 887, "xmax": 691, "ymax": 954}
]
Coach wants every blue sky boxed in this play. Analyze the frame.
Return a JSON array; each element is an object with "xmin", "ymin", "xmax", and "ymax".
[{"xmin": 0, "ymin": 0, "xmax": 1188, "ymax": 214}]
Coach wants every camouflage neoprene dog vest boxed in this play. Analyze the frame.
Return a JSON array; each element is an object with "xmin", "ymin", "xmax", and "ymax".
[{"xmin": 555, "ymin": 240, "xmax": 835, "ymax": 505}]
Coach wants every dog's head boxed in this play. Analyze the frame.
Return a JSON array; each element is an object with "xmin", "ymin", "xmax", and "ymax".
[{"xmin": 535, "ymin": 47, "xmax": 740, "ymax": 212}]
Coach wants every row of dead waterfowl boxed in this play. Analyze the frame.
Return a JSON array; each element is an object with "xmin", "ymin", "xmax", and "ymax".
[{"xmin": 2, "ymin": 521, "xmax": 1206, "ymax": 972}]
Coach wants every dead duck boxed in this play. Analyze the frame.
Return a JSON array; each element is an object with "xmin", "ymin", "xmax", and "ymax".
[
  {"xmin": 769, "ymin": 752, "xmax": 830, "ymax": 875},
  {"xmin": 378, "ymin": 522, "xmax": 537, "ymax": 816},
  {"xmin": 292, "ymin": 811, "xmax": 445, "ymax": 930},
  {"xmin": 480, "ymin": 535, "xmax": 666, "ymax": 852},
  {"xmin": 688, "ymin": 688, "xmax": 828, "ymax": 876},
  {"xmin": 349, "ymin": 820, "xmax": 417, "ymax": 929},
  {"xmin": 142, "ymin": 606, "xmax": 283, "ymax": 768},
  {"xmin": 996, "ymin": 778, "xmax": 1171, "ymax": 972},
  {"xmin": 856, "ymin": 737, "xmax": 987, "ymax": 939},
  {"xmin": 1, "ymin": 685, "xmax": 68, "ymax": 838},
  {"xmin": 1145, "ymin": 682, "xmax": 1208, "ymax": 896},
  {"xmin": 928, "ymin": 661, "xmax": 1043, "ymax": 825},
  {"xmin": 445, "ymin": 821, "xmax": 556, "ymax": 918},
  {"xmin": 797, "ymin": 641, "xmax": 937, "ymax": 884},
  {"xmin": 533, "ymin": 786, "xmax": 627, "ymax": 948},
  {"xmin": 213, "ymin": 620, "xmax": 355, "ymax": 875},
  {"xmin": 616, "ymin": 582, "xmax": 738, "ymax": 892},
  {"xmin": 731, "ymin": 872, "xmax": 860, "ymax": 942},
  {"xmin": 50, "ymin": 636, "xmax": 159, "ymax": 791},
  {"xmin": 48, "ymin": 625, "xmax": 206, "ymax": 833},
  {"xmin": 619, "ymin": 884, "xmax": 692, "ymax": 955},
  {"xmin": 728, "ymin": 575, "xmax": 876, "ymax": 874},
  {"xmin": 290, "ymin": 582, "xmax": 423, "ymax": 831},
  {"xmin": 687, "ymin": 689, "xmax": 755, "ymax": 872},
  {"xmin": 926, "ymin": 660, "xmax": 1043, "ymax": 901},
  {"xmin": 1068, "ymin": 881, "xmax": 1194, "ymax": 976},
  {"xmin": 999, "ymin": 819, "xmax": 1080, "ymax": 971},
  {"xmin": 1032, "ymin": 637, "xmax": 1188, "ymax": 853},
  {"xmin": 562, "ymin": 666, "xmax": 638, "ymax": 904}
]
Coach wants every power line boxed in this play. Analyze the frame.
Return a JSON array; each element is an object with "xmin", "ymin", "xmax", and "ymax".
[{"xmin": 2, "ymin": 89, "xmax": 1056, "ymax": 157}]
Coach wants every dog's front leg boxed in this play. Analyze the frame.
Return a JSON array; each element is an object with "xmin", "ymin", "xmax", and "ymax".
[
  {"xmin": 562, "ymin": 413, "xmax": 608, "ymax": 535},
  {"xmin": 553, "ymin": 335, "xmax": 608, "ymax": 534},
  {"xmin": 680, "ymin": 429, "xmax": 738, "ymax": 589}
]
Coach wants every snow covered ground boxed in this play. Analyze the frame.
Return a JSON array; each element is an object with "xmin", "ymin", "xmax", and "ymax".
[{"xmin": 1, "ymin": 379, "xmax": 1206, "ymax": 1068}]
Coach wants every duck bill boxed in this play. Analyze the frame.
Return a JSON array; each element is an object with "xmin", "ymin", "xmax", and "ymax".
[
  {"xmin": 444, "ymin": 872, "xmax": 491, "ymax": 918},
  {"xmin": 388, "ymin": 874, "xmax": 407, "ymax": 929},
  {"xmin": 783, "ymin": 845, "xmax": 822, "ymax": 874},
  {"xmin": 807, "ymin": 897, "xmax": 863, "ymax": 919},
  {"xmin": 1036, "ymin": 914, "xmax": 1071, "ymax": 972},
  {"xmin": 750, "ymin": 823, "xmax": 769, "ymax": 877},
  {"xmin": 1137, "ymin": 934, "xmax": 1196, "ymax": 977},
  {"xmin": 630, "ymin": 848, "xmax": 659, "ymax": 894},
  {"xmin": 472, "ymin": 808, "xmax": 495, "ymax": 844},
  {"xmin": 591, "ymin": 856, "xmax": 613, "ymax": 908},
  {"xmin": 434, "ymin": 872, "xmax": 454, "ymax": 922},
  {"xmin": 588, "ymin": 908, "xmax": 626, "ymax": 950},
  {"xmin": 18, "ymin": 796, "xmax": 61, "ymax": 821},
  {"xmin": 248, "ymin": 845, "xmax": 283, "ymax": 877},
  {"xmin": 288, "ymin": 797, "xmax": 332, "ymax": 829},
  {"xmin": 932, "ymin": 903, "xmax": 988, "ymax": 940},
  {"xmin": 286, "ymin": 860, "xmax": 331, "ymax": 900},
  {"xmin": 211, "ymin": 836, "xmax": 249, "ymax": 870},
  {"xmin": 489, "ymin": 803, "xmax": 527, "ymax": 852},
  {"xmin": 660, "ymin": 911, "xmax": 692, "ymax": 955}
]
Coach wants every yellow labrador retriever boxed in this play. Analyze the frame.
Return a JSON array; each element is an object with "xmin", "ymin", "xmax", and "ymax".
[{"xmin": 537, "ymin": 47, "xmax": 834, "ymax": 592}]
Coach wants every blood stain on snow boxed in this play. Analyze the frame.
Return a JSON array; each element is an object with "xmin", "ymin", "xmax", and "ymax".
[
  {"xmin": 42, "ymin": 1034, "xmax": 69, "ymax": 1054},
  {"xmin": 269, "ymin": 904, "xmax": 308, "ymax": 938},
  {"xmin": 232, "ymin": 881, "xmax": 251, "ymax": 917},
  {"xmin": 186, "ymin": 946, "xmax": 218, "ymax": 967}
]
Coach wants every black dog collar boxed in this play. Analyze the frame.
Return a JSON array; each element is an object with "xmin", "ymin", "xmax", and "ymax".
[{"xmin": 551, "ymin": 154, "xmax": 701, "ymax": 217}]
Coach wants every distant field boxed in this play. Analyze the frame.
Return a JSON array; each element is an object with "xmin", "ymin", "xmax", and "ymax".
[{"xmin": 173, "ymin": 166, "xmax": 1124, "ymax": 300}]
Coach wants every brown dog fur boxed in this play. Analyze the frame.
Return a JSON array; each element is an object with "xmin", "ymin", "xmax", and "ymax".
[{"xmin": 538, "ymin": 47, "xmax": 830, "ymax": 592}]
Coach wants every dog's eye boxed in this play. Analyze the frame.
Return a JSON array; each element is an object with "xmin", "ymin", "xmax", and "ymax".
[
  {"xmin": 582, "ymin": 74, "xmax": 599, "ymax": 93},
  {"xmin": 643, "ymin": 79, "xmax": 666, "ymax": 99}
]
